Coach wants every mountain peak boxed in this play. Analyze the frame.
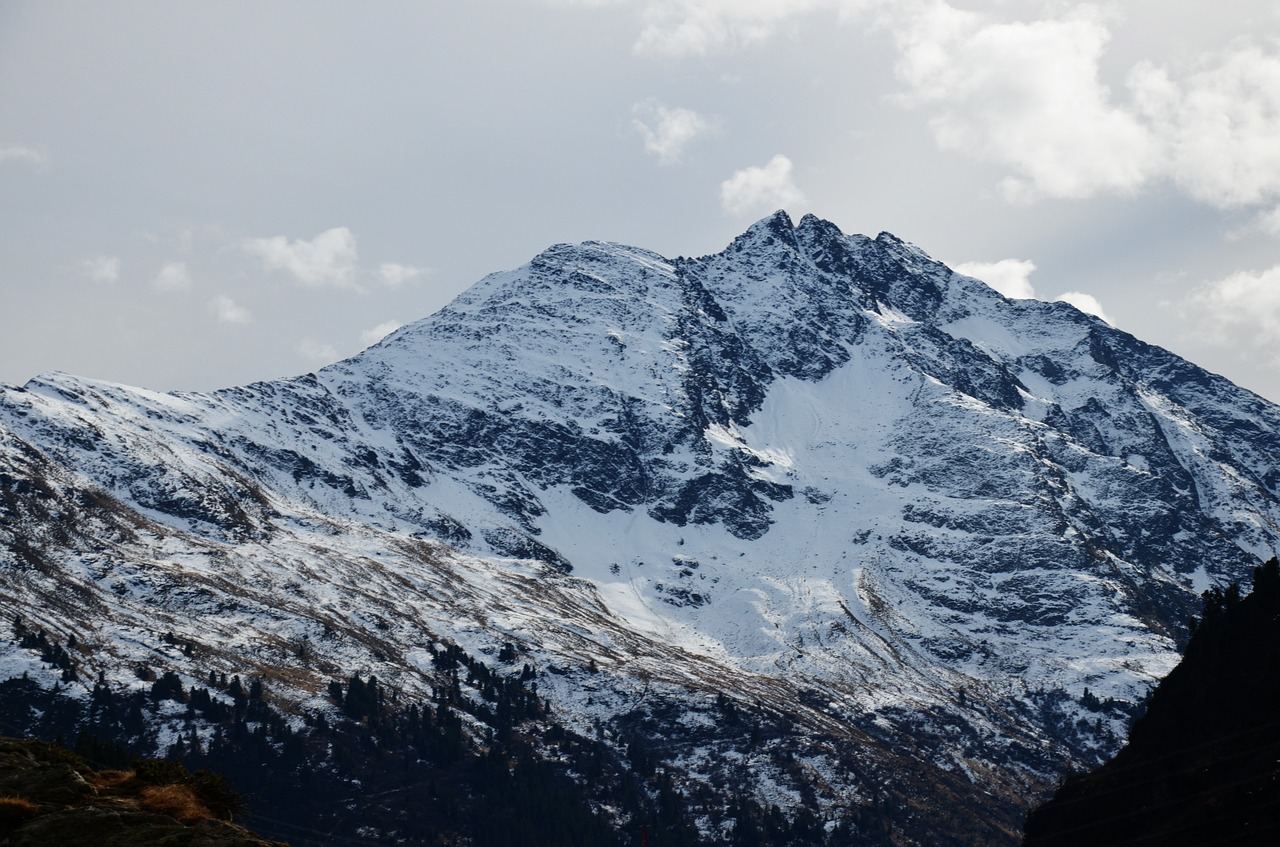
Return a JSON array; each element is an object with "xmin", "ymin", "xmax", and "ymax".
[
  {"xmin": 727, "ymin": 209, "xmax": 801, "ymax": 254},
  {"xmin": 6, "ymin": 217, "xmax": 1280, "ymax": 845}
]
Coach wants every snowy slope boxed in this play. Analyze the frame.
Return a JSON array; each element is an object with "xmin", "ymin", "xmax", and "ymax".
[{"xmin": 4, "ymin": 211, "xmax": 1280, "ymax": 839}]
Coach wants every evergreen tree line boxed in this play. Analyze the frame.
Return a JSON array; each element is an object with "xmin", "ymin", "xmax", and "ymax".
[{"xmin": 0, "ymin": 631, "xmax": 861, "ymax": 846}]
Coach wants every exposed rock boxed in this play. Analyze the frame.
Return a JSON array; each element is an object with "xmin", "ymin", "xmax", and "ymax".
[{"xmin": 6, "ymin": 213, "xmax": 1280, "ymax": 842}]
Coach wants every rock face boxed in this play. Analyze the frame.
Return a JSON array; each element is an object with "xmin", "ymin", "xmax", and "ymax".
[{"xmin": 4, "ymin": 212, "xmax": 1280, "ymax": 843}]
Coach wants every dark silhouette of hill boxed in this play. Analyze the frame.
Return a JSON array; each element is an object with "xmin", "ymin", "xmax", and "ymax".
[{"xmin": 1023, "ymin": 558, "xmax": 1280, "ymax": 846}]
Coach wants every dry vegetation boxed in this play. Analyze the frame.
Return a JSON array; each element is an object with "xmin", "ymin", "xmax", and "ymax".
[
  {"xmin": 138, "ymin": 783, "xmax": 215, "ymax": 823},
  {"xmin": 0, "ymin": 736, "xmax": 284, "ymax": 846}
]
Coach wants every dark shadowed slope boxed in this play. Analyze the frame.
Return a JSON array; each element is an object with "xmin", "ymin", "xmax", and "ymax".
[{"xmin": 1023, "ymin": 558, "xmax": 1280, "ymax": 846}]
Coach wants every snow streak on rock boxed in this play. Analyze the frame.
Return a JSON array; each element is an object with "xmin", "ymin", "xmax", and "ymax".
[{"xmin": 5, "ymin": 212, "xmax": 1280, "ymax": 839}]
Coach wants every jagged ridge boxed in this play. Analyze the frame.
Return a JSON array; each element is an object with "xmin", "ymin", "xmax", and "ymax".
[{"xmin": 5, "ymin": 212, "xmax": 1280, "ymax": 843}]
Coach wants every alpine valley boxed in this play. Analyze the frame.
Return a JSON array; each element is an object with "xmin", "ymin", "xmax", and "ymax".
[{"xmin": 3, "ymin": 212, "xmax": 1279, "ymax": 845}]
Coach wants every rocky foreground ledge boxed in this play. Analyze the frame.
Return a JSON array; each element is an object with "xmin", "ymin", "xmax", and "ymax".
[{"xmin": 0, "ymin": 736, "xmax": 285, "ymax": 847}]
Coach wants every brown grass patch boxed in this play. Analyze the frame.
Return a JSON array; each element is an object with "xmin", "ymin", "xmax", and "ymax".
[
  {"xmin": 0, "ymin": 796, "xmax": 41, "ymax": 830},
  {"xmin": 138, "ymin": 784, "xmax": 214, "ymax": 823},
  {"xmin": 87, "ymin": 769, "xmax": 135, "ymax": 791},
  {"xmin": 0, "ymin": 797, "xmax": 39, "ymax": 811}
]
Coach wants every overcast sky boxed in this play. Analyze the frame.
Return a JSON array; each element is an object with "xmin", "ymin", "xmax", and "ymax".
[{"xmin": 3, "ymin": 1, "xmax": 1280, "ymax": 403}]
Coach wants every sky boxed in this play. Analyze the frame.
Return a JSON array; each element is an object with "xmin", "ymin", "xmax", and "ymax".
[{"xmin": 3, "ymin": 1, "xmax": 1280, "ymax": 403}]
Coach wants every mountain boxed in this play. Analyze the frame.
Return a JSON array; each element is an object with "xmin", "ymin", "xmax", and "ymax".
[
  {"xmin": 4, "ymin": 211, "xmax": 1280, "ymax": 844},
  {"xmin": 1022, "ymin": 559, "xmax": 1280, "ymax": 845}
]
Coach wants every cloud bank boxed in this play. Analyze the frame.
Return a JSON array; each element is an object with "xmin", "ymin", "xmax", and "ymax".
[
  {"xmin": 1130, "ymin": 45, "xmax": 1280, "ymax": 209},
  {"xmin": 890, "ymin": 3, "xmax": 1154, "ymax": 204},
  {"xmin": 621, "ymin": 0, "xmax": 1280, "ymax": 217},
  {"xmin": 1184, "ymin": 265, "xmax": 1280, "ymax": 364}
]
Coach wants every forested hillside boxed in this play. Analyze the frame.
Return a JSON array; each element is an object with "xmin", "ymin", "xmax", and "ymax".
[{"xmin": 1023, "ymin": 558, "xmax": 1280, "ymax": 845}]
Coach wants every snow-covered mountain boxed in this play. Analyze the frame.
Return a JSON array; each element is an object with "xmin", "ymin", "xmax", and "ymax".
[{"xmin": 4, "ymin": 211, "xmax": 1280, "ymax": 843}]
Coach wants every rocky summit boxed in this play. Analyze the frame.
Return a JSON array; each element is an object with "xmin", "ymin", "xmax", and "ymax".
[{"xmin": 4, "ymin": 212, "xmax": 1280, "ymax": 844}]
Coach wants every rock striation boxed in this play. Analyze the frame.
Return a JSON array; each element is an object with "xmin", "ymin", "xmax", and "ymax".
[{"xmin": 5, "ymin": 212, "xmax": 1280, "ymax": 842}]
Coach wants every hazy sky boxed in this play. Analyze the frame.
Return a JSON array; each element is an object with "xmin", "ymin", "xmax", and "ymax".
[{"xmin": 3, "ymin": 1, "xmax": 1280, "ymax": 403}]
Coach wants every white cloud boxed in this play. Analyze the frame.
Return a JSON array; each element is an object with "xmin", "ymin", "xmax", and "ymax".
[
  {"xmin": 1257, "ymin": 206, "xmax": 1280, "ymax": 237},
  {"xmin": 892, "ymin": 3, "xmax": 1155, "ymax": 204},
  {"xmin": 1053, "ymin": 291, "xmax": 1112, "ymax": 325},
  {"xmin": 81, "ymin": 255, "xmax": 121, "ymax": 284},
  {"xmin": 0, "ymin": 144, "xmax": 48, "ymax": 167},
  {"xmin": 1131, "ymin": 46, "xmax": 1280, "ymax": 210},
  {"xmin": 633, "ymin": 0, "xmax": 865, "ymax": 58},
  {"xmin": 153, "ymin": 261, "xmax": 192, "ymax": 292},
  {"xmin": 360, "ymin": 320, "xmax": 403, "ymax": 347},
  {"xmin": 244, "ymin": 227, "xmax": 359, "ymax": 288},
  {"xmin": 586, "ymin": 2, "xmax": 1280, "ymax": 217},
  {"xmin": 298, "ymin": 339, "xmax": 339, "ymax": 362},
  {"xmin": 953, "ymin": 259, "xmax": 1037, "ymax": 300},
  {"xmin": 1227, "ymin": 203, "xmax": 1280, "ymax": 241},
  {"xmin": 954, "ymin": 257, "xmax": 1111, "ymax": 324},
  {"xmin": 379, "ymin": 262, "xmax": 423, "ymax": 286},
  {"xmin": 1183, "ymin": 265, "xmax": 1280, "ymax": 357},
  {"xmin": 887, "ymin": 6, "xmax": 1280, "ymax": 212},
  {"xmin": 209, "ymin": 295, "xmax": 252, "ymax": 325},
  {"xmin": 632, "ymin": 98, "xmax": 717, "ymax": 164},
  {"xmin": 720, "ymin": 154, "xmax": 805, "ymax": 216}
]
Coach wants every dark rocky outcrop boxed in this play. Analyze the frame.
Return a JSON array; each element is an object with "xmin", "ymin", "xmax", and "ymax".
[
  {"xmin": 1023, "ymin": 559, "xmax": 1280, "ymax": 846},
  {"xmin": 0, "ymin": 735, "xmax": 285, "ymax": 847}
]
